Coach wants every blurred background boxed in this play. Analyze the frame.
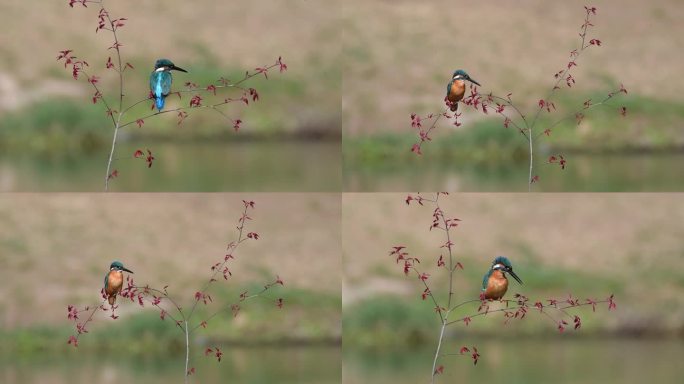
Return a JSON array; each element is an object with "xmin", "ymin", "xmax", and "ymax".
[
  {"xmin": 343, "ymin": 193, "xmax": 684, "ymax": 383},
  {"xmin": 342, "ymin": 0, "xmax": 684, "ymax": 191},
  {"xmin": 0, "ymin": 194, "xmax": 341, "ymax": 383},
  {"xmin": 0, "ymin": 0, "xmax": 341, "ymax": 191}
]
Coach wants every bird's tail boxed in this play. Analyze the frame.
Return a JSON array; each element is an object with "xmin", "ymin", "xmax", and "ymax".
[
  {"xmin": 449, "ymin": 102, "xmax": 458, "ymax": 112},
  {"xmin": 155, "ymin": 97, "xmax": 165, "ymax": 111},
  {"xmin": 108, "ymin": 295, "xmax": 116, "ymax": 305}
]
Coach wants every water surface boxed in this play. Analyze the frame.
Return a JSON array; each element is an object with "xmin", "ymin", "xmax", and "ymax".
[
  {"xmin": 2, "ymin": 346, "xmax": 340, "ymax": 384},
  {"xmin": 0, "ymin": 141, "xmax": 341, "ymax": 192},
  {"xmin": 344, "ymin": 338, "xmax": 681, "ymax": 384},
  {"xmin": 344, "ymin": 153, "xmax": 684, "ymax": 191}
]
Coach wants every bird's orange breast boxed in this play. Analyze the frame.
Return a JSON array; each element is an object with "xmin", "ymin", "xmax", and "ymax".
[
  {"xmin": 484, "ymin": 270, "xmax": 508, "ymax": 300},
  {"xmin": 448, "ymin": 80, "xmax": 466, "ymax": 103},
  {"xmin": 106, "ymin": 270, "xmax": 124, "ymax": 296}
]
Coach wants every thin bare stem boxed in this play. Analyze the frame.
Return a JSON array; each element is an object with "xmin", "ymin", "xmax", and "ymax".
[
  {"xmin": 80, "ymin": 68, "xmax": 116, "ymax": 127},
  {"xmin": 99, "ymin": 0, "xmax": 126, "ymax": 191},
  {"xmin": 128, "ymin": 285, "xmax": 186, "ymax": 329},
  {"xmin": 69, "ymin": 298, "xmax": 106, "ymax": 344},
  {"xmin": 530, "ymin": 11, "xmax": 592, "ymax": 131},
  {"xmin": 184, "ymin": 320, "xmax": 190, "ymax": 383},
  {"xmin": 118, "ymin": 98, "xmax": 242, "ymax": 130},
  {"xmin": 431, "ymin": 322, "xmax": 447, "ymax": 384},
  {"xmin": 528, "ymin": 129, "xmax": 533, "ymax": 192},
  {"xmin": 488, "ymin": 94, "xmax": 531, "ymax": 141},
  {"xmin": 102, "ymin": 5, "xmax": 124, "ymax": 113},
  {"xmin": 411, "ymin": 111, "xmax": 444, "ymax": 154},
  {"xmin": 533, "ymin": 95, "xmax": 616, "ymax": 141},
  {"xmin": 424, "ymin": 113, "xmax": 443, "ymax": 139},
  {"xmin": 104, "ymin": 114, "xmax": 121, "ymax": 191},
  {"xmin": 446, "ymin": 299, "xmax": 481, "ymax": 314},
  {"xmin": 438, "ymin": 202, "xmax": 456, "ymax": 310},
  {"xmin": 189, "ymin": 287, "xmax": 272, "ymax": 332},
  {"xmin": 425, "ymin": 193, "xmax": 460, "ymax": 383},
  {"xmin": 409, "ymin": 266, "xmax": 444, "ymax": 323},
  {"xmin": 445, "ymin": 299, "xmax": 610, "ymax": 326},
  {"xmin": 187, "ymin": 204, "xmax": 251, "ymax": 322}
]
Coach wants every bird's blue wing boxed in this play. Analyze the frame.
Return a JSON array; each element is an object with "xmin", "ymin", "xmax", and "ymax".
[
  {"xmin": 150, "ymin": 72, "xmax": 171, "ymax": 110},
  {"xmin": 149, "ymin": 72, "xmax": 156, "ymax": 94},
  {"xmin": 446, "ymin": 80, "xmax": 453, "ymax": 98},
  {"xmin": 161, "ymin": 72, "xmax": 172, "ymax": 97},
  {"xmin": 104, "ymin": 272, "xmax": 109, "ymax": 290},
  {"xmin": 149, "ymin": 72, "xmax": 173, "ymax": 97},
  {"xmin": 481, "ymin": 270, "xmax": 491, "ymax": 291}
]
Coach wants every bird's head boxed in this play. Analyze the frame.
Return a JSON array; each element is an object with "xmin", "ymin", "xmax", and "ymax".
[
  {"xmin": 110, "ymin": 261, "xmax": 134, "ymax": 274},
  {"xmin": 452, "ymin": 69, "xmax": 481, "ymax": 86},
  {"xmin": 491, "ymin": 256, "xmax": 522, "ymax": 284},
  {"xmin": 154, "ymin": 58, "xmax": 188, "ymax": 73}
]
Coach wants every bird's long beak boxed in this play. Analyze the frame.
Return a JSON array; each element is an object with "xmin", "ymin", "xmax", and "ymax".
[
  {"xmin": 171, "ymin": 65, "xmax": 188, "ymax": 73},
  {"xmin": 467, "ymin": 77, "xmax": 481, "ymax": 87},
  {"xmin": 508, "ymin": 269, "xmax": 522, "ymax": 284},
  {"xmin": 122, "ymin": 267, "xmax": 134, "ymax": 274}
]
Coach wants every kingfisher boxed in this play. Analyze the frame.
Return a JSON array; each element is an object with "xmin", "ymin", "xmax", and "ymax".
[
  {"xmin": 481, "ymin": 256, "xmax": 522, "ymax": 300},
  {"xmin": 446, "ymin": 69, "xmax": 481, "ymax": 111},
  {"xmin": 104, "ymin": 261, "xmax": 134, "ymax": 305},
  {"xmin": 149, "ymin": 58, "xmax": 188, "ymax": 111}
]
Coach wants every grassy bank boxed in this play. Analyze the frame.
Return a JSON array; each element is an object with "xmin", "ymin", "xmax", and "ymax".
[
  {"xmin": 1, "ymin": 287, "xmax": 340, "ymax": 356},
  {"xmin": 0, "ymin": 64, "xmax": 339, "ymax": 155},
  {"xmin": 344, "ymin": 93, "xmax": 684, "ymax": 166},
  {"xmin": 344, "ymin": 295, "xmax": 683, "ymax": 349}
]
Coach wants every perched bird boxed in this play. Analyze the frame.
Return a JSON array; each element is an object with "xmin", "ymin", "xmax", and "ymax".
[
  {"xmin": 149, "ymin": 58, "xmax": 188, "ymax": 111},
  {"xmin": 481, "ymin": 256, "xmax": 522, "ymax": 300},
  {"xmin": 446, "ymin": 69, "xmax": 481, "ymax": 111},
  {"xmin": 104, "ymin": 261, "xmax": 134, "ymax": 305}
]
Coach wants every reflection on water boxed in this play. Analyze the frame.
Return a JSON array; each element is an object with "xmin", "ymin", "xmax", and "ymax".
[
  {"xmin": 2, "ymin": 346, "xmax": 340, "ymax": 384},
  {"xmin": 344, "ymin": 338, "xmax": 681, "ymax": 384},
  {"xmin": 345, "ymin": 153, "xmax": 684, "ymax": 191},
  {"xmin": 0, "ymin": 141, "xmax": 341, "ymax": 192}
]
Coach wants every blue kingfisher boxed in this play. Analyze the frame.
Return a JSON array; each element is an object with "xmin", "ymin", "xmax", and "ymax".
[{"xmin": 149, "ymin": 58, "xmax": 188, "ymax": 111}]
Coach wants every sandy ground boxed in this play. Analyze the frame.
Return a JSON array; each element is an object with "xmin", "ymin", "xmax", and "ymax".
[
  {"xmin": 342, "ymin": 0, "xmax": 684, "ymax": 135},
  {"xmin": 0, "ymin": 193, "xmax": 340, "ymax": 327},
  {"xmin": 343, "ymin": 193, "xmax": 684, "ymax": 324},
  {"xmin": 1, "ymin": 0, "xmax": 339, "ymax": 83}
]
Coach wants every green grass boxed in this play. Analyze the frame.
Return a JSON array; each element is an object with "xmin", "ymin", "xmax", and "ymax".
[
  {"xmin": 0, "ymin": 99, "xmax": 108, "ymax": 155},
  {"xmin": 344, "ymin": 263, "xmax": 631, "ymax": 348},
  {"xmin": 344, "ymin": 92, "xmax": 684, "ymax": 166},
  {"xmin": 344, "ymin": 121, "xmax": 527, "ymax": 167},
  {"xmin": 0, "ymin": 288, "xmax": 339, "ymax": 356},
  {"xmin": 343, "ymin": 295, "xmax": 436, "ymax": 348},
  {"xmin": 191, "ymin": 284, "xmax": 341, "ymax": 342},
  {"xmin": 344, "ymin": 294, "xmax": 622, "ymax": 349},
  {"xmin": 535, "ymin": 92, "xmax": 684, "ymax": 149},
  {"xmin": 0, "ymin": 65, "xmax": 330, "ymax": 155}
]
